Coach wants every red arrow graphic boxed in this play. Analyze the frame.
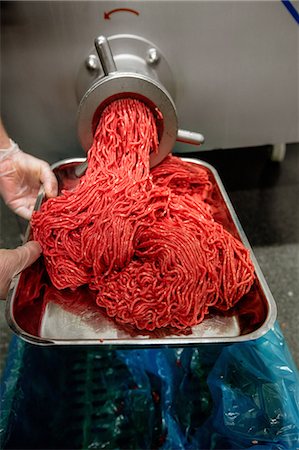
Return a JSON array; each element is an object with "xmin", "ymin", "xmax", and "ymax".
[{"xmin": 104, "ymin": 8, "xmax": 139, "ymax": 20}]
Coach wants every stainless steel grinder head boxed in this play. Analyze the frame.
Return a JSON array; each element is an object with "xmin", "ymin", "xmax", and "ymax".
[{"xmin": 77, "ymin": 35, "xmax": 178, "ymax": 168}]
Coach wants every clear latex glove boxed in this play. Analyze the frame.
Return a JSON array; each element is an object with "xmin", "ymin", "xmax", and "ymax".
[
  {"xmin": 0, "ymin": 241, "xmax": 41, "ymax": 300},
  {"xmin": 0, "ymin": 140, "xmax": 58, "ymax": 220}
]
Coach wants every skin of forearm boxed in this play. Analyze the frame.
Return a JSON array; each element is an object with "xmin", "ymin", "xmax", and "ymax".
[{"xmin": 0, "ymin": 119, "xmax": 11, "ymax": 149}]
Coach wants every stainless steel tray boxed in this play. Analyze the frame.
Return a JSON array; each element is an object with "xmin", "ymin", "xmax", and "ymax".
[{"xmin": 6, "ymin": 157, "xmax": 277, "ymax": 346}]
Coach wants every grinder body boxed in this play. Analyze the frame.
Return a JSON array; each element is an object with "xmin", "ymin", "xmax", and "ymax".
[
  {"xmin": 77, "ymin": 34, "xmax": 204, "ymax": 167},
  {"xmin": 1, "ymin": 1, "xmax": 297, "ymax": 160}
]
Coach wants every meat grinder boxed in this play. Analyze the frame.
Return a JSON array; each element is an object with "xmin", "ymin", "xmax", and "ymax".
[{"xmin": 76, "ymin": 34, "xmax": 204, "ymax": 168}]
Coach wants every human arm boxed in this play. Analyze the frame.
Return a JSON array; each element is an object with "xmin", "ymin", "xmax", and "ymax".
[
  {"xmin": 0, "ymin": 120, "xmax": 57, "ymax": 299},
  {"xmin": 0, "ymin": 119, "xmax": 58, "ymax": 220}
]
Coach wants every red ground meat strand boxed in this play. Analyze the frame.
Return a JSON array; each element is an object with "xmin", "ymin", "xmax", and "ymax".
[{"xmin": 31, "ymin": 98, "xmax": 255, "ymax": 331}]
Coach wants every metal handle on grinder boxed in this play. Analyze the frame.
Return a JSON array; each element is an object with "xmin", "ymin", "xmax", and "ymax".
[
  {"xmin": 177, "ymin": 129, "xmax": 205, "ymax": 146},
  {"xmin": 95, "ymin": 36, "xmax": 117, "ymax": 75}
]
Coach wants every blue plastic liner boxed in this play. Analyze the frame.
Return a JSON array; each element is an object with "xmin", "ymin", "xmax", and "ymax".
[
  {"xmin": 204, "ymin": 325, "xmax": 299, "ymax": 449},
  {"xmin": 1, "ymin": 323, "xmax": 298, "ymax": 450}
]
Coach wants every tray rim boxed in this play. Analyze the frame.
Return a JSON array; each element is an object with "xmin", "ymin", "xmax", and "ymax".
[{"xmin": 6, "ymin": 157, "xmax": 277, "ymax": 346}]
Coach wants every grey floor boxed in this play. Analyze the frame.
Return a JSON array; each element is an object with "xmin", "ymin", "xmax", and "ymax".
[{"xmin": 0, "ymin": 143, "xmax": 298, "ymax": 375}]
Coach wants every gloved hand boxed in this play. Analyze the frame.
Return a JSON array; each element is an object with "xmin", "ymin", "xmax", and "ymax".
[
  {"xmin": 0, "ymin": 241, "xmax": 41, "ymax": 299},
  {"xmin": 0, "ymin": 140, "xmax": 58, "ymax": 220}
]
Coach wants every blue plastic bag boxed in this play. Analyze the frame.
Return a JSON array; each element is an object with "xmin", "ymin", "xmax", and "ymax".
[
  {"xmin": 117, "ymin": 324, "xmax": 299, "ymax": 450},
  {"xmin": 203, "ymin": 325, "xmax": 299, "ymax": 450},
  {"xmin": 1, "ymin": 323, "xmax": 298, "ymax": 449}
]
